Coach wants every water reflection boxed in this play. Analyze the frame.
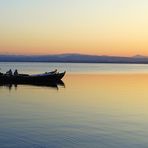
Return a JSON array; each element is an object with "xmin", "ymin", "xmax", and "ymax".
[
  {"xmin": 0, "ymin": 80, "xmax": 65, "ymax": 91},
  {"xmin": 1, "ymin": 74, "xmax": 148, "ymax": 148}
]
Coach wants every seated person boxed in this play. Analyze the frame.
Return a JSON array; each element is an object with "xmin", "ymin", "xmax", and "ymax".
[
  {"xmin": 14, "ymin": 69, "xmax": 18, "ymax": 76},
  {"xmin": 6, "ymin": 69, "xmax": 12, "ymax": 76}
]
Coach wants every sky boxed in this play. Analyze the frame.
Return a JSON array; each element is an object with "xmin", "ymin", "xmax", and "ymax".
[{"xmin": 0, "ymin": 0, "xmax": 148, "ymax": 56}]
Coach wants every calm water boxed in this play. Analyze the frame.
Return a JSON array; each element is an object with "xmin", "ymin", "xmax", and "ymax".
[
  {"xmin": 0, "ymin": 63, "xmax": 148, "ymax": 148},
  {"xmin": 1, "ymin": 62, "xmax": 148, "ymax": 74}
]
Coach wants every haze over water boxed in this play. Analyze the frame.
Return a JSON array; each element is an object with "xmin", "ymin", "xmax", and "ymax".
[{"xmin": 0, "ymin": 63, "xmax": 148, "ymax": 148}]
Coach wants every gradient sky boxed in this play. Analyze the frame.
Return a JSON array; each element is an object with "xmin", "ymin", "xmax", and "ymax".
[{"xmin": 0, "ymin": 0, "xmax": 148, "ymax": 56}]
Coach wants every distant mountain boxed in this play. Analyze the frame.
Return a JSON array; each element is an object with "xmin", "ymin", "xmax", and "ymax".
[
  {"xmin": 0, "ymin": 54, "xmax": 148, "ymax": 63},
  {"xmin": 132, "ymin": 55, "xmax": 148, "ymax": 59}
]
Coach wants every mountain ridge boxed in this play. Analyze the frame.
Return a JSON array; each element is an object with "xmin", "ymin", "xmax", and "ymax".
[{"xmin": 0, "ymin": 53, "xmax": 148, "ymax": 63}]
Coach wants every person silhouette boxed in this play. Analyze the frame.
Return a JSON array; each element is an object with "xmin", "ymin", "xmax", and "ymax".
[
  {"xmin": 6, "ymin": 69, "xmax": 12, "ymax": 76},
  {"xmin": 14, "ymin": 69, "xmax": 18, "ymax": 76}
]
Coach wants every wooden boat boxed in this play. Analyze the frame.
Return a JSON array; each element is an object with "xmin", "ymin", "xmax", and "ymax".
[
  {"xmin": 0, "ymin": 70, "xmax": 66, "ymax": 84},
  {"xmin": 0, "ymin": 79, "xmax": 65, "ymax": 90}
]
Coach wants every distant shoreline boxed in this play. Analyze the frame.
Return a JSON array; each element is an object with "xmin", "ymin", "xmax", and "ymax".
[
  {"xmin": 0, "ymin": 54, "xmax": 148, "ymax": 64},
  {"xmin": 1, "ymin": 61, "xmax": 148, "ymax": 64}
]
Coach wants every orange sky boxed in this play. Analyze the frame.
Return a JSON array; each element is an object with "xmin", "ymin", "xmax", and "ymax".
[{"xmin": 0, "ymin": 0, "xmax": 148, "ymax": 56}]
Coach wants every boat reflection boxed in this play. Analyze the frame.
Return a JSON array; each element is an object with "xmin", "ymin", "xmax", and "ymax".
[{"xmin": 0, "ymin": 80, "xmax": 65, "ymax": 90}]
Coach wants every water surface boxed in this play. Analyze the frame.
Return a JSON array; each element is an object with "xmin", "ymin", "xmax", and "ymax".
[
  {"xmin": 1, "ymin": 62, "xmax": 148, "ymax": 74},
  {"xmin": 0, "ymin": 63, "xmax": 148, "ymax": 148}
]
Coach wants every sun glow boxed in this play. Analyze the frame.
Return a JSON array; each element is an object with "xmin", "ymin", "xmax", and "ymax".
[{"xmin": 0, "ymin": 0, "xmax": 148, "ymax": 56}]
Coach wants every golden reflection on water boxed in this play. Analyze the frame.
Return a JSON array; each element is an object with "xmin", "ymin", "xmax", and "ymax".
[
  {"xmin": 1, "ymin": 74, "xmax": 148, "ymax": 148},
  {"xmin": 1, "ymin": 73, "xmax": 148, "ymax": 116},
  {"xmin": 63, "ymin": 74, "xmax": 148, "ymax": 115}
]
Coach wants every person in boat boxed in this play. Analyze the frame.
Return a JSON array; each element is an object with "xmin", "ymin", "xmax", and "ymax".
[
  {"xmin": 6, "ymin": 69, "xmax": 12, "ymax": 76},
  {"xmin": 14, "ymin": 69, "xmax": 18, "ymax": 76}
]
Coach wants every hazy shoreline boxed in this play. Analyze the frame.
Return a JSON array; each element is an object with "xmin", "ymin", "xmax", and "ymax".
[{"xmin": 0, "ymin": 54, "xmax": 148, "ymax": 64}]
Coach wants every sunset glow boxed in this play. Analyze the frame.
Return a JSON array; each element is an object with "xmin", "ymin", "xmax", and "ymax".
[{"xmin": 1, "ymin": 0, "xmax": 148, "ymax": 56}]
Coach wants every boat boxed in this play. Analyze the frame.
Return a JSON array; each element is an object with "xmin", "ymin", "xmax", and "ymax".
[
  {"xmin": 0, "ymin": 70, "xmax": 66, "ymax": 84},
  {"xmin": 0, "ymin": 79, "xmax": 65, "ymax": 90}
]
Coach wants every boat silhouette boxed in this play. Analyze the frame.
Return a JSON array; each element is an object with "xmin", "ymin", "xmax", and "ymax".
[
  {"xmin": 0, "ymin": 70, "xmax": 66, "ymax": 85},
  {"xmin": 0, "ymin": 79, "xmax": 65, "ymax": 90}
]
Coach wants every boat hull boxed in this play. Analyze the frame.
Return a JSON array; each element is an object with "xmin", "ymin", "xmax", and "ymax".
[{"xmin": 0, "ymin": 71, "xmax": 66, "ymax": 84}]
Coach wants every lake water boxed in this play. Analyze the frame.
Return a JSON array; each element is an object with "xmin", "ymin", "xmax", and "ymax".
[
  {"xmin": 0, "ymin": 63, "xmax": 148, "ymax": 148},
  {"xmin": 1, "ymin": 62, "xmax": 148, "ymax": 74}
]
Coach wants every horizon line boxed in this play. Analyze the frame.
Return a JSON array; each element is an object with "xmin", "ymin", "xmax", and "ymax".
[{"xmin": 0, "ymin": 53, "xmax": 146, "ymax": 58}]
